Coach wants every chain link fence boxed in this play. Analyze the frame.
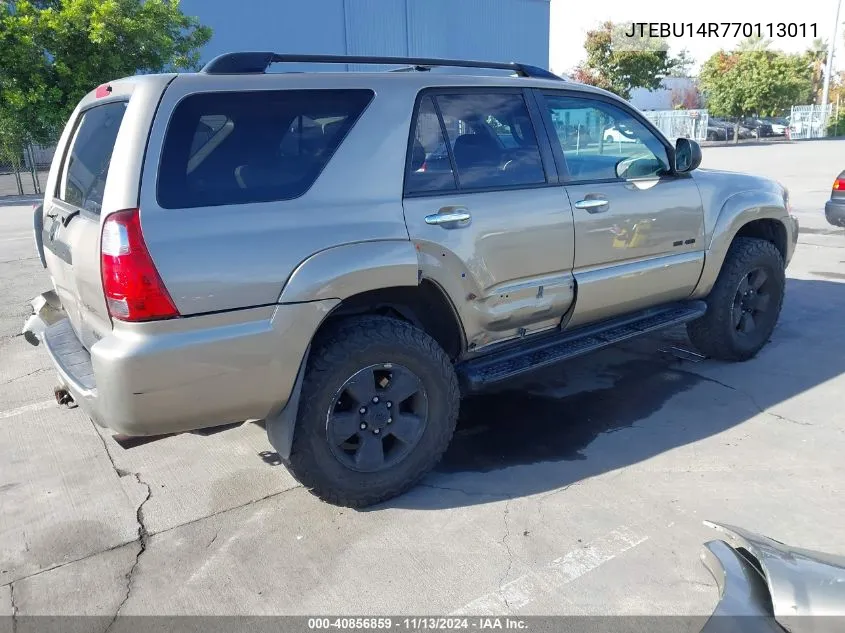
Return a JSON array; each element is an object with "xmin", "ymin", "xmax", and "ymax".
[
  {"xmin": 788, "ymin": 104, "xmax": 840, "ymax": 140},
  {"xmin": 641, "ymin": 109, "xmax": 709, "ymax": 142},
  {"xmin": 0, "ymin": 142, "xmax": 52, "ymax": 198}
]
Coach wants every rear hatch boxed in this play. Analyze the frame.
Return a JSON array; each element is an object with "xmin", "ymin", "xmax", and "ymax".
[{"xmin": 40, "ymin": 76, "xmax": 174, "ymax": 350}]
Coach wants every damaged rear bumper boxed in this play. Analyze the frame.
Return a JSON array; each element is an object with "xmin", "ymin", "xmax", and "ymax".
[
  {"xmin": 22, "ymin": 290, "xmax": 98, "ymax": 416},
  {"xmin": 21, "ymin": 290, "xmax": 64, "ymax": 346},
  {"xmin": 22, "ymin": 290, "xmax": 336, "ymax": 438}
]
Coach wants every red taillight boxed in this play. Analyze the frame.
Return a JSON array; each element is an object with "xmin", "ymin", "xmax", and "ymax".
[
  {"xmin": 420, "ymin": 161, "xmax": 427, "ymax": 172},
  {"xmin": 101, "ymin": 209, "xmax": 179, "ymax": 322},
  {"xmin": 834, "ymin": 178, "xmax": 845, "ymax": 191}
]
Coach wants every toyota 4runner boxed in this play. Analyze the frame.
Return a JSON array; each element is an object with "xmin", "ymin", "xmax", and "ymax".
[{"xmin": 23, "ymin": 53, "xmax": 799, "ymax": 507}]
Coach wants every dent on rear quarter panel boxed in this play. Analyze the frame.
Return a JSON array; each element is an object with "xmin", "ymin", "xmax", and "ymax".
[
  {"xmin": 91, "ymin": 300, "xmax": 338, "ymax": 436},
  {"xmin": 278, "ymin": 241, "xmax": 419, "ymax": 303}
]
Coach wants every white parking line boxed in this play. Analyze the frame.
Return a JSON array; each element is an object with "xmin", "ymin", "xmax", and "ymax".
[
  {"xmin": 451, "ymin": 525, "xmax": 649, "ymax": 616},
  {"xmin": 0, "ymin": 400, "xmax": 55, "ymax": 420}
]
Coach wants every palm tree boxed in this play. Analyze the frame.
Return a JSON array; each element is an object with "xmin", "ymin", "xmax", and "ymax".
[
  {"xmin": 806, "ymin": 38, "xmax": 828, "ymax": 104},
  {"xmin": 736, "ymin": 36, "xmax": 772, "ymax": 52}
]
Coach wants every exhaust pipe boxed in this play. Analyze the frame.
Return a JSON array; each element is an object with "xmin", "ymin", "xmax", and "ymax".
[{"xmin": 54, "ymin": 386, "xmax": 76, "ymax": 407}]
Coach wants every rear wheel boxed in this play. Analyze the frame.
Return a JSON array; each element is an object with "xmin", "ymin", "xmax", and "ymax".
[
  {"xmin": 285, "ymin": 316, "xmax": 459, "ymax": 507},
  {"xmin": 687, "ymin": 237, "xmax": 785, "ymax": 361}
]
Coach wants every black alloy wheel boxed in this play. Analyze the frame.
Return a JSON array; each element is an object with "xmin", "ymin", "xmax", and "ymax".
[
  {"xmin": 284, "ymin": 316, "xmax": 460, "ymax": 507},
  {"xmin": 327, "ymin": 363, "xmax": 429, "ymax": 473},
  {"xmin": 731, "ymin": 267, "xmax": 775, "ymax": 337}
]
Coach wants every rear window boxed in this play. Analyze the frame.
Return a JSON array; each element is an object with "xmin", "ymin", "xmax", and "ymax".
[
  {"xmin": 57, "ymin": 101, "xmax": 128, "ymax": 214},
  {"xmin": 157, "ymin": 89, "xmax": 374, "ymax": 209}
]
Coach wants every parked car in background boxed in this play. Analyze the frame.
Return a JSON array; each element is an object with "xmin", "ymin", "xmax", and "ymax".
[
  {"xmin": 708, "ymin": 118, "xmax": 754, "ymax": 140},
  {"xmin": 603, "ymin": 126, "xmax": 638, "ymax": 143},
  {"xmin": 825, "ymin": 170, "xmax": 845, "ymax": 227},
  {"xmin": 742, "ymin": 119, "xmax": 774, "ymax": 138},
  {"xmin": 707, "ymin": 117, "xmax": 765, "ymax": 141},
  {"xmin": 559, "ymin": 123, "xmax": 594, "ymax": 147},
  {"xmin": 708, "ymin": 118, "xmax": 735, "ymax": 141},
  {"xmin": 765, "ymin": 118, "xmax": 788, "ymax": 136},
  {"xmin": 728, "ymin": 121, "xmax": 751, "ymax": 139},
  {"xmin": 736, "ymin": 124, "xmax": 755, "ymax": 140},
  {"xmin": 706, "ymin": 121, "xmax": 730, "ymax": 141}
]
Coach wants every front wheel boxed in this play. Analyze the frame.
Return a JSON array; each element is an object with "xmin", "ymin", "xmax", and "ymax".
[
  {"xmin": 687, "ymin": 237, "xmax": 785, "ymax": 362},
  {"xmin": 285, "ymin": 316, "xmax": 460, "ymax": 507}
]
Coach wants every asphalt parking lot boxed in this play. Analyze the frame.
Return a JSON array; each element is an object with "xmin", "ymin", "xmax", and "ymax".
[{"xmin": 1, "ymin": 139, "xmax": 845, "ymax": 619}]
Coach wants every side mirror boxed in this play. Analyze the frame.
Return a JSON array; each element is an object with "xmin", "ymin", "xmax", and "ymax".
[{"xmin": 674, "ymin": 137, "xmax": 702, "ymax": 173}]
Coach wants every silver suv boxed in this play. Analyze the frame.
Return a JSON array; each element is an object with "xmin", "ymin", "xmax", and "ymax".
[{"xmin": 24, "ymin": 53, "xmax": 798, "ymax": 507}]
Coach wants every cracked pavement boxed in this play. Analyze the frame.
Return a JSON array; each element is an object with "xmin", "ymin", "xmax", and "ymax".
[
  {"xmin": 108, "ymin": 472, "xmax": 150, "ymax": 628},
  {"xmin": 2, "ymin": 140, "xmax": 845, "ymax": 616},
  {"xmin": 498, "ymin": 499, "xmax": 515, "ymax": 610}
]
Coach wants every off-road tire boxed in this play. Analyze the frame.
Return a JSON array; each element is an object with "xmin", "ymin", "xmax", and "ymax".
[
  {"xmin": 687, "ymin": 237, "xmax": 785, "ymax": 362},
  {"xmin": 285, "ymin": 316, "xmax": 460, "ymax": 507}
]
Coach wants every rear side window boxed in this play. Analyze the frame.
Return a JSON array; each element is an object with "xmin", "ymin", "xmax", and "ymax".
[
  {"xmin": 157, "ymin": 89, "xmax": 374, "ymax": 209},
  {"xmin": 405, "ymin": 96, "xmax": 458, "ymax": 195},
  {"xmin": 405, "ymin": 91, "xmax": 546, "ymax": 195},
  {"xmin": 57, "ymin": 101, "xmax": 128, "ymax": 214}
]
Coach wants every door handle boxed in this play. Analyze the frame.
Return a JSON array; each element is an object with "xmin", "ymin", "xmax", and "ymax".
[
  {"xmin": 574, "ymin": 198, "xmax": 609, "ymax": 213},
  {"xmin": 425, "ymin": 207, "xmax": 471, "ymax": 227}
]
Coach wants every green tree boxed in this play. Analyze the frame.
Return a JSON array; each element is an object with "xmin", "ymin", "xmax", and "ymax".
[
  {"xmin": 668, "ymin": 48, "xmax": 695, "ymax": 78},
  {"xmin": 736, "ymin": 35, "xmax": 772, "ymax": 51},
  {"xmin": 699, "ymin": 50, "xmax": 812, "ymax": 143},
  {"xmin": 0, "ymin": 114, "xmax": 28, "ymax": 194},
  {"xmin": 0, "ymin": 0, "xmax": 210, "ymax": 157},
  {"xmin": 828, "ymin": 109, "xmax": 845, "ymax": 136},
  {"xmin": 572, "ymin": 21, "xmax": 681, "ymax": 100},
  {"xmin": 804, "ymin": 38, "xmax": 828, "ymax": 104}
]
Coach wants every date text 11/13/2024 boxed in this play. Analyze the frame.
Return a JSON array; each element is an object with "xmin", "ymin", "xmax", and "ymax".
[
  {"xmin": 308, "ymin": 618, "xmax": 528, "ymax": 630},
  {"xmin": 623, "ymin": 22, "xmax": 818, "ymax": 39}
]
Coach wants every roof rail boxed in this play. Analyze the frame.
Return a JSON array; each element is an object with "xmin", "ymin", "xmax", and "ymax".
[
  {"xmin": 199, "ymin": 52, "xmax": 563, "ymax": 81},
  {"xmin": 388, "ymin": 65, "xmax": 432, "ymax": 73}
]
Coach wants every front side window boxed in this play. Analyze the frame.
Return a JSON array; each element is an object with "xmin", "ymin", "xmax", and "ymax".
[
  {"xmin": 157, "ymin": 89, "xmax": 374, "ymax": 209},
  {"xmin": 57, "ymin": 101, "xmax": 128, "ymax": 214},
  {"xmin": 542, "ymin": 94, "xmax": 670, "ymax": 182},
  {"xmin": 405, "ymin": 91, "xmax": 546, "ymax": 195}
]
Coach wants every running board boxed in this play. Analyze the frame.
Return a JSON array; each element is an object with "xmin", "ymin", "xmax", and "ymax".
[{"xmin": 457, "ymin": 301, "xmax": 707, "ymax": 393}]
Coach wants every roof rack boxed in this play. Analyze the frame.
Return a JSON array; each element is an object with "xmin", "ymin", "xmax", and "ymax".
[{"xmin": 199, "ymin": 52, "xmax": 563, "ymax": 81}]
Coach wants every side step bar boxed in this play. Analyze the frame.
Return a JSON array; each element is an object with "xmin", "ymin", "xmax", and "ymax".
[{"xmin": 457, "ymin": 300, "xmax": 707, "ymax": 393}]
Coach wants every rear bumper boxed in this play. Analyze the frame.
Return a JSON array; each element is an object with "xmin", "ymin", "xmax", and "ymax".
[
  {"xmin": 825, "ymin": 199, "xmax": 845, "ymax": 228},
  {"xmin": 23, "ymin": 294, "xmax": 338, "ymax": 436}
]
